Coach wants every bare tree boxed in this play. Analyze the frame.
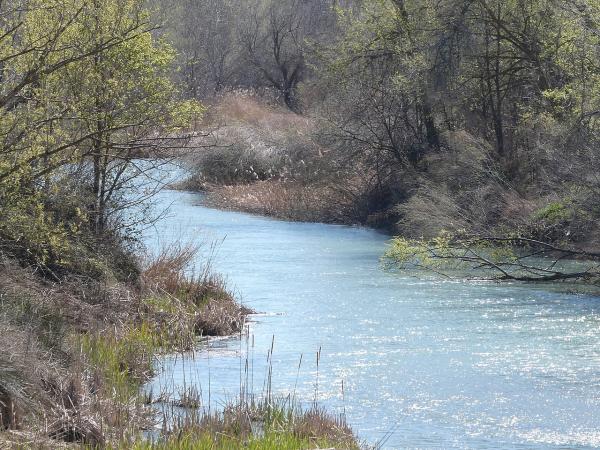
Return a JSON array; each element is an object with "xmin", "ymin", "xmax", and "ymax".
[
  {"xmin": 168, "ymin": 0, "xmax": 242, "ymax": 97},
  {"xmin": 240, "ymin": 0, "xmax": 335, "ymax": 111}
]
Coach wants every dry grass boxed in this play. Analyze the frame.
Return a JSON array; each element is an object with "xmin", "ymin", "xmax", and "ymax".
[
  {"xmin": 205, "ymin": 180, "xmax": 356, "ymax": 224},
  {"xmin": 0, "ymin": 238, "xmax": 250, "ymax": 448},
  {"xmin": 141, "ymin": 242, "xmax": 199, "ymax": 294},
  {"xmin": 204, "ymin": 91, "xmax": 312, "ymax": 132},
  {"xmin": 0, "ymin": 257, "xmax": 150, "ymax": 448},
  {"xmin": 179, "ymin": 92, "xmax": 321, "ymax": 188},
  {"xmin": 0, "ymin": 325, "xmax": 48, "ymax": 432},
  {"xmin": 293, "ymin": 406, "xmax": 356, "ymax": 447},
  {"xmin": 0, "ymin": 321, "xmax": 110, "ymax": 448},
  {"xmin": 140, "ymin": 242, "xmax": 250, "ymax": 338}
]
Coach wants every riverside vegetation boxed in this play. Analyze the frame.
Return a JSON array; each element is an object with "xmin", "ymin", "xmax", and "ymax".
[
  {"xmin": 0, "ymin": 0, "xmax": 359, "ymax": 448},
  {"xmin": 166, "ymin": 0, "xmax": 600, "ymax": 287},
  {"xmin": 2, "ymin": 0, "xmax": 600, "ymax": 447}
]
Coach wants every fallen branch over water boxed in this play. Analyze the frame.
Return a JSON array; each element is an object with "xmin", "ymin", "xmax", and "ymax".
[{"xmin": 383, "ymin": 233, "xmax": 600, "ymax": 286}]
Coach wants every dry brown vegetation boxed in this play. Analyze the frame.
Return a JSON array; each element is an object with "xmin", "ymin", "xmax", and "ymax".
[
  {"xmin": 141, "ymin": 242, "xmax": 252, "ymax": 337},
  {"xmin": 177, "ymin": 92, "xmax": 315, "ymax": 187},
  {"xmin": 179, "ymin": 92, "xmax": 389, "ymax": 227},
  {"xmin": 0, "ymin": 239, "xmax": 249, "ymax": 448},
  {"xmin": 205, "ymin": 180, "xmax": 354, "ymax": 223},
  {"xmin": 0, "ymin": 260, "xmax": 134, "ymax": 448},
  {"xmin": 203, "ymin": 90, "xmax": 311, "ymax": 130}
]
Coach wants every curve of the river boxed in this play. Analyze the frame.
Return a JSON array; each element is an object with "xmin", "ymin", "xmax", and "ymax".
[{"xmin": 143, "ymin": 187, "xmax": 600, "ymax": 449}]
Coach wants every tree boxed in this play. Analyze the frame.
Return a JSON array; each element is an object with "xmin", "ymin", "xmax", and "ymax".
[
  {"xmin": 0, "ymin": 0, "xmax": 202, "ymax": 271},
  {"xmin": 240, "ymin": 0, "xmax": 335, "ymax": 111},
  {"xmin": 166, "ymin": 0, "xmax": 242, "ymax": 97},
  {"xmin": 60, "ymin": 0, "xmax": 202, "ymax": 233},
  {"xmin": 318, "ymin": 0, "xmax": 440, "ymax": 165},
  {"xmin": 0, "ymin": 0, "xmax": 153, "ymax": 186}
]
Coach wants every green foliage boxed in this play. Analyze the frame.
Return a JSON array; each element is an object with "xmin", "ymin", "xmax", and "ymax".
[
  {"xmin": 384, "ymin": 232, "xmax": 523, "ymax": 277},
  {"xmin": 383, "ymin": 234, "xmax": 478, "ymax": 273},
  {"xmin": 80, "ymin": 324, "xmax": 158, "ymax": 398},
  {"xmin": 384, "ymin": 231, "xmax": 598, "ymax": 285},
  {"xmin": 117, "ymin": 398, "xmax": 358, "ymax": 449},
  {"xmin": 0, "ymin": 0, "xmax": 202, "ymax": 272},
  {"xmin": 0, "ymin": 194, "xmax": 72, "ymax": 268},
  {"xmin": 532, "ymin": 202, "xmax": 572, "ymax": 224},
  {"xmin": 123, "ymin": 431, "xmax": 342, "ymax": 450}
]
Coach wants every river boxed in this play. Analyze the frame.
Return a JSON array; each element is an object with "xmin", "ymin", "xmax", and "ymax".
[{"xmin": 142, "ymin": 185, "xmax": 600, "ymax": 449}]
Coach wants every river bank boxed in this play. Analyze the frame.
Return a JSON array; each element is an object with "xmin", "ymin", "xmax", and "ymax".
[
  {"xmin": 0, "ymin": 222, "xmax": 360, "ymax": 448},
  {"xmin": 175, "ymin": 164, "xmax": 394, "ymax": 230},
  {"xmin": 0, "ymin": 238, "xmax": 245, "ymax": 446},
  {"xmin": 180, "ymin": 91, "xmax": 600, "ymax": 264}
]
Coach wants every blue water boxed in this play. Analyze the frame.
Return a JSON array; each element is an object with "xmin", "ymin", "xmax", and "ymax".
[{"xmin": 143, "ymin": 187, "xmax": 600, "ymax": 449}]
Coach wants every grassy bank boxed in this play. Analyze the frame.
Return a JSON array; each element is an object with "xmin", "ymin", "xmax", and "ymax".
[
  {"xmin": 126, "ymin": 397, "xmax": 358, "ymax": 450},
  {"xmin": 0, "ymin": 0, "xmax": 362, "ymax": 445},
  {"xmin": 0, "ymin": 239, "xmax": 235, "ymax": 447},
  {"xmin": 0, "ymin": 232, "xmax": 360, "ymax": 448}
]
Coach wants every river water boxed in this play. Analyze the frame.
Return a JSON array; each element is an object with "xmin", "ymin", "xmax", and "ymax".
[{"xmin": 142, "ymin": 186, "xmax": 600, "ymax": 449}]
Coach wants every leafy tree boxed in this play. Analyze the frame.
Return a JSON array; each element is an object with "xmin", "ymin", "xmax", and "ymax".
[
  {"xmin": 61, "ymin": 0, "xmax": 202, "ymax": 233},
  {"xmin": 0, "ymin": 0, "xmax": 202, "ymax": 272}
]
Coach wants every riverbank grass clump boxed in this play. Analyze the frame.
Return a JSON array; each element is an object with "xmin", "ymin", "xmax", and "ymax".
[
  {"xmin": 204, "ymin": 179, "xmax": 356, "ymax": 224},
  {"xmin": 126, "ymin": 397, "xmax": 359, "ymax": 450},
  {"xmin": 141, "ymin": 242, "xmax": 251, "ymax": 338}
]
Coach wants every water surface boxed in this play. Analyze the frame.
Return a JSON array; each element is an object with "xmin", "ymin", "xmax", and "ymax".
[{"xmin": 143, "ymin": 187, "xmax": 600, "ymax": 449}]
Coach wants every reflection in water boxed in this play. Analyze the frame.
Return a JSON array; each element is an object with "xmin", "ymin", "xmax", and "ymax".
[{"xmin": 143, "ymin": 187, "xmax": 600, "ymax": 449}]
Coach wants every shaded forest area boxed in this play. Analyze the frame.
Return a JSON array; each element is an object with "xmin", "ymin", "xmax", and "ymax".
[{"xmin": 161, "ymin": 0, "xmax": 600, "ymax": 282}]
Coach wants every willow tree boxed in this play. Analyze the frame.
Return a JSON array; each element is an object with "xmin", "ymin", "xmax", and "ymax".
[
  {"xmin": 0, "ymin": 0, "xmax": 128, "ymax": 265},
  {"xmin": 383, "ymin": 234, "xmax": 600, "ymax": 288}
]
